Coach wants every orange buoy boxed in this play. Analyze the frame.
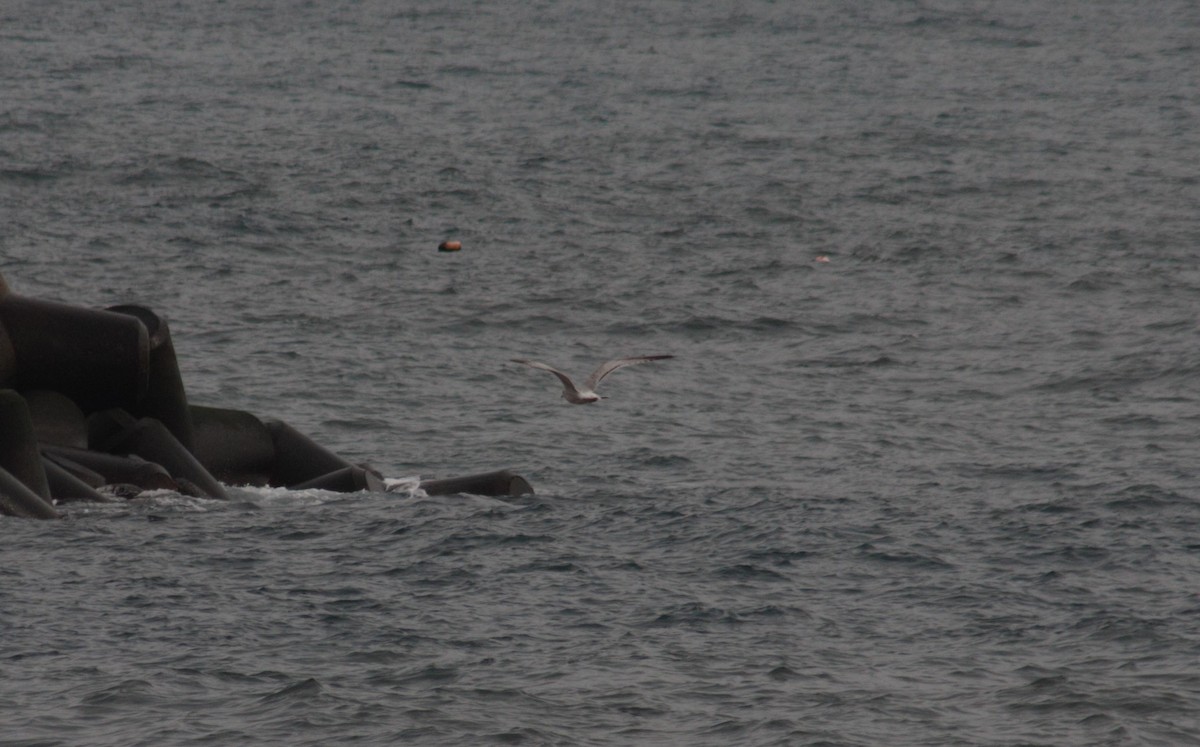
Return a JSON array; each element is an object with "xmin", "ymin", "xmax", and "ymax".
[{"xmin": 438, "ymin": 240, "xmax": 462, "ymax": 252}]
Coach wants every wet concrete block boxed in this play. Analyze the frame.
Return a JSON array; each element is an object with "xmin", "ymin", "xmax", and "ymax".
[
  {"xmin": 0, "ymin": 293, "xmax": 149, "ymax": 415},
  {"xmin": 420, "ymin": 470, "xmax": 535, "ymax": 498},
  {"xmin": 22, "ymin": 389, "xmax": 89, "ymax": 449},
  {"xmin": 107, "ymin": 305, "xmax": 195, "ymax": 450},
  {"xmin": 189, "ymin": 405, "xmax": 276, "ymax": 487},
  {"xmin": 264, "ymin": 418, "xmax": 359, "ymax": 488}
]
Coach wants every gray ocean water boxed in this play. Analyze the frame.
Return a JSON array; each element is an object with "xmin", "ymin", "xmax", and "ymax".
[{"xmin": 3, "ymin": 1, "xmax": 1200, "ymax": 744}]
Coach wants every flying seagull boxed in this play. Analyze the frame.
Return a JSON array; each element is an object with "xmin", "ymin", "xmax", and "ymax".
[{"xmin": 511, "ymin": 355, "xmax": 674, "ymax": 404}]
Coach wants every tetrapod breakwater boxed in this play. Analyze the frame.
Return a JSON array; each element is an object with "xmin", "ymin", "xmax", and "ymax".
[{"xmin": 0, "ymin": 272, "xmax": 531, "ymax": 519}]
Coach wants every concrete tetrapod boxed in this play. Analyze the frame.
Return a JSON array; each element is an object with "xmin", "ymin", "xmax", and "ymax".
[
  {"xmin": 0, "ymin": 390, "xmax": 59, "ymax": 518},
  {"xmin": 0, "ymin": 271, "xmax": 534, "ymax": 518}
]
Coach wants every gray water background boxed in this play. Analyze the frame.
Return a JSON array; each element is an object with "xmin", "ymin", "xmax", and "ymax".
[{"xmin": 3, "ymin": 1, "xmax": 1200, "ymax": 745}]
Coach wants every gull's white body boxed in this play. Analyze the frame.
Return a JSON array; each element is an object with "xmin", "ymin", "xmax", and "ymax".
[{"xmin": 511, "ymin": 355, "xmax": 674, "ymax": 404}]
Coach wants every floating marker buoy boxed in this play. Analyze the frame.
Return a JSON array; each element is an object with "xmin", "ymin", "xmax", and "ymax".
[{"xmin": 438, "ymin": 240, "xmax": 462, "ymax": 252}]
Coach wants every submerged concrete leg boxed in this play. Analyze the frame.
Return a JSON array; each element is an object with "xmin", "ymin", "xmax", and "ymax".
[
  {"xmin": 40, "ymin": 449, "xmax": 106, "ymax": 487},
  {"xmin": 0, "ymin": 389, "xmax": 52, "ymax": 499},
  {"xmin": 420, "ymin": 470, "xmax": 534, "ymax": 497},
  {"xmin": 42, "ymin": 456, "xmax": 115, "ymax": 503},
  {"xmin": 0, "ymin": 387, "xmax": 59, "ymax": 517},
  {"xmin": 88, "ymin": 411, "xmax": 228, "ymax": 500},
  {"xmin": 0, "ymin": 465, "xmax": 59, "ymax": 519},
  {"xmin": 43, "ymin": 445, "xmax": 179, "ymax": 493},
  {"xmin": 290, "ymin": 465, "xmax": 386, "ymax": 493}
]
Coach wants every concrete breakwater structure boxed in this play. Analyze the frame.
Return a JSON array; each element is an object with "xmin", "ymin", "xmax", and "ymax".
[{"xmin": 0, "ymin": 272, "xmax": 532, "ymax": 519}]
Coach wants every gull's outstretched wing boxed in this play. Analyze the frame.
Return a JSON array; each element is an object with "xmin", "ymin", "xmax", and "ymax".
[
  {"xmin": 585, "ymin": 355, "xmax": 674, "ymax": 391},
  {"xmin": 511, "ymin": 359, "xmax": 581, "ymax": 396}
]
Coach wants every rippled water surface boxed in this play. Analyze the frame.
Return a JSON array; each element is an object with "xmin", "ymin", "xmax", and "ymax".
[{"xmin": 3, "ymin": 1, "xmax": 1200, "ymax": 745}]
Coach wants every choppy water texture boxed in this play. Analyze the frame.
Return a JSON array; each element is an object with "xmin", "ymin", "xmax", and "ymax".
[{"xmin": 4, "ymin": 1, "xmax": 1200, "ymax": 745}]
